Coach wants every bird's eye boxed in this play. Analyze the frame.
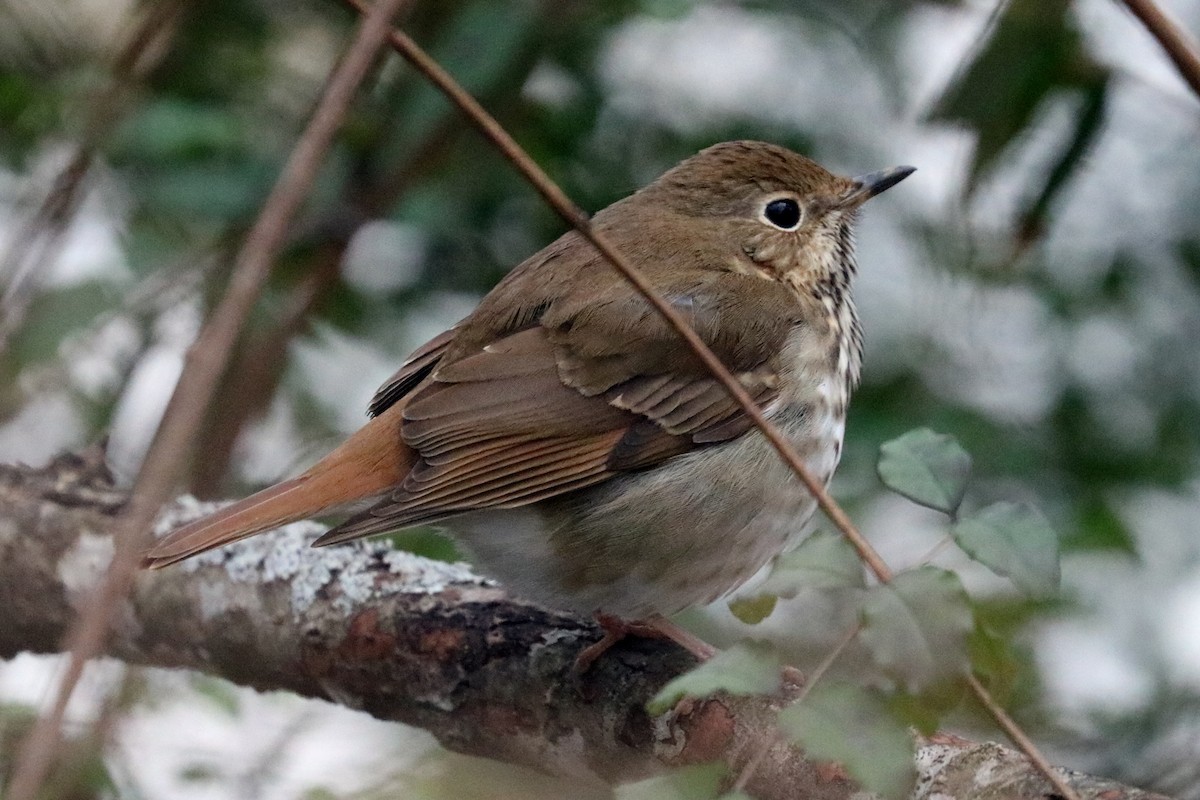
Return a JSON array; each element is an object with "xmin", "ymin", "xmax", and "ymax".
[{"xmin": 763, "ymin": 198, "xmax": 802, "ymax": 230}]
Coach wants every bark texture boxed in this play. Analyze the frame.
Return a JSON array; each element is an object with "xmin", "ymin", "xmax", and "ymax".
[{"xmin": 0, "ymin": 450, "xmax": 1168, "ymax": 800}]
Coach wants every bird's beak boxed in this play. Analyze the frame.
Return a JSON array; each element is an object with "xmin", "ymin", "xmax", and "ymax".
[{"xmin": 839, "ymin": 165, "xmax": 916, "ymax": 209}]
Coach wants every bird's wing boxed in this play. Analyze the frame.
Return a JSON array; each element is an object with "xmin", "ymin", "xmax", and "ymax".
[
  {"xmin": 313, "ymin": 272, "xmax": 801, "ymax": 544},
  {"xmin": 367, "ymin": 326, "xmax": 458, "ymax": 417}
]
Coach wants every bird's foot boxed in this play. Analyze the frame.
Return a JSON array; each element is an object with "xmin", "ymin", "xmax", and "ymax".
[
  {"xmin": 781, "ymin": 664, "xmax": 805, "ymax": 688},
  {"xmin": 574, "ymin": 611, "xmax": 717, "ymax": 672}
]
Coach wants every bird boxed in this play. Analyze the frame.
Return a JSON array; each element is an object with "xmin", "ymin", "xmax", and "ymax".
[{"xmin": 144, "ymin": 141, "xmax": 914, "ymax": 665}]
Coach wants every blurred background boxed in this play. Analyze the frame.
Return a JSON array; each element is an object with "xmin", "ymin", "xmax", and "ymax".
[{"xmin": 1, "ymin": 0, "xmax": 1200, "ymax": 797}]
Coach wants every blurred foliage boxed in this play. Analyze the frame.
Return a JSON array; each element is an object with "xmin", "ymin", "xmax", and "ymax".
[
  {"xmin": 779, "ymin": 684, "xmax": 916, "ymax": 799},
  {"xmin": 2, "ymin": 0, "xmax": 1200, "ymax": 797},
  {"xmin": 648, "ymin": 641, "xmax": 783, "ymax": 715},
  {"xmin": 615, "ymin": 763, "xmax": 727, "ymax": 800},
  {"xmin": 0, "ymin": 704, "xmax": 114, "ymax": 800},
  {"xmin": 931, "ymin": 0, "xmax": 1105, "ymax": 186}
]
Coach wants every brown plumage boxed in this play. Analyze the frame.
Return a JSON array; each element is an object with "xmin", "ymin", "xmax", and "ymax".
[{"xmin": 144, "ymin": 141, "xmax": 913, "ymax": 636}]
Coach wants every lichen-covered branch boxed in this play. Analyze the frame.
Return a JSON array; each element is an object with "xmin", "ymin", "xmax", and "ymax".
[{"xmin": 0, "ymin": 451, "xmax": 1166, "ymax": 800}]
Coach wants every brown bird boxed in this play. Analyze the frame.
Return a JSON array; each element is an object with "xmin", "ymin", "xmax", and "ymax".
[{"xmin": 145, "ymin": 141, "xmax": 913, "ymax": 663}]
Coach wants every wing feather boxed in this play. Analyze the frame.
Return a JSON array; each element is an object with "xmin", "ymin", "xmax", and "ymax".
[
  {"xmin": 368, "ymin": 327, "xmax": 457, "ymax": 417},
  {"xmin": 319, "ymin": 271, "xmax": 803, "ymax": 544}
]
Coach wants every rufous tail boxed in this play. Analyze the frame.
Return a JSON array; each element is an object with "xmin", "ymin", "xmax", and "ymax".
[{"xmin": 143, "ymin": 403, "xmax": 415, "ymax": 568}]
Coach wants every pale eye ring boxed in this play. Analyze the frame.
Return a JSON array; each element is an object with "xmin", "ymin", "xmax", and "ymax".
[{"xmin": 762, "ymin": 197, "xmax": 802, "ymax": 231}]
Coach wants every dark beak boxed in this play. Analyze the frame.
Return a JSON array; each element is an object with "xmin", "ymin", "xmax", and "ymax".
[{"xmin": 839, "ymin": 165, "xmax": 916, "ymax": 208}]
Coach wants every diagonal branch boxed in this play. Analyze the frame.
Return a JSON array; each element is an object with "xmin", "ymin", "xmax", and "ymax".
[
  {"xmin": 1117, "ymin": 0, "xmax": 1200, "ymax": 101},
  {"xmin": 343, "ymin": 0, "xmax": 897, "ymax": 578},
  {"xmin": 2, "ymin": 1, "xmax": 415, "ymax": 798},
  {"xmin": 337, "ymin": 5, "xmax": 1080, "ymax": 798},
  {"xmin": 338, "ymin": 0, "xmax": 894, "ymax": 581}
]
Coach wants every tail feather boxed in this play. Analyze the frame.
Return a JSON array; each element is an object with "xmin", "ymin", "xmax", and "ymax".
[
  {"xmin": 143, "ymin": 403, "xmax": 415, "ymax": 568},
  {"xmin": 143, "ymin": 477, "xmax": 317, "ymax": 568}
]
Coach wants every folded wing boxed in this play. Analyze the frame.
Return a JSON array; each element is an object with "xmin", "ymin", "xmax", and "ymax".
[{"xmin": 315, "ymin": 272, "xmax": 797, "ymax": 545}]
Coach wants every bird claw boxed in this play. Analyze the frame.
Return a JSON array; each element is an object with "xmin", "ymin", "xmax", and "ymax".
[{"xmin": 573, "ymin": 612, "xmax": 716, "ymax": 673}]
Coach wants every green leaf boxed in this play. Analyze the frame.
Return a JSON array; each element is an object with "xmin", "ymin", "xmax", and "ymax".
[
  {"xmin": 860, "ymin": 567, "xmax": 973, "ymax": 692},
  {"xmin": 115, "ymin": 99, "xmax": 245, "ymax": 161},
  {"xmin": 1070, "ymin": 495, "xmax": 1136, "ymax": 552},
  {"xmin": 886, "ymin": 681, "xmax": 967, "ymax": 736},
  {"xmin": 953, "ymin": 502, "xmax": 1060, "ymax": 596},
  {"xmin": 189, "ymin": 675, "xmax": 241, "ymax": 717},
  {"xmin": 302, "ymin": 788, "xmax": 338, "ymax": 800},
  {"xmin": 648, "ymin": 642, "xmax": 782, "ymax": 716},
  {"xmin": 756, "ymin": 531, "xmax": 867, "ymax": 597},
  {"xmin": 779, "ymin": 684, "xmax": 916, "ymax": 799},
  {"xmin": 10, "ymin": 282, "xmax": 119, "ymax": 367},
  {"xmin": 728, "ymin": 593, "xmax": 777, "ymax": 625},
  {"xmin": 139, "ymin": 160, "xmax": 275, "ymax": 221},
  {"xmin": 0, "ymin": 72, "xmax": 65, "ymax": 163},
  {"xmin": 178, "ymin": 763, "xmax": 222, "ymax": 783},
  {"xmin": 387, "ymin": 527, "xmax": 463, "ymax": 563},
  {"xmin": 877, "ymin": 428, "xmax": 972, "ymax": 514},
  {"xmin": 616, "ymin": 763, "xmax": 726, "ymax": 800},
  {"xmin": 392, "ymin": 2, "xmax": 541, "ymax": 147}
]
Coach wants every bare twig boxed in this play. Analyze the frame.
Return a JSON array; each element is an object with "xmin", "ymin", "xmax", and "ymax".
[
  {"xmin": 1118, "ymin": 0, "xmax": 1200, "ymax": 100},
  {"xmin": 965, "ymin": 674, "xmax": 1074, "ymax": 794},
  {"xmin": 732, "ymin": 622, "xmax": 863, "ymax": 793},
  {"xmin": 349, "ymin": 8, "xmax": 1082, "ymax": 800},
  {"xmin": 2, "ymin": 2, "xmax": 413, "ymax": 798},
  {"xmin": 916, "ymin": 533, "xmax": 957, "ymax": 566}
]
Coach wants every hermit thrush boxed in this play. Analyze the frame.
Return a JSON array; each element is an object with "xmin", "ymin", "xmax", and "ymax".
[{"xmin": 145, "ymin": 141, "xmax": 913, "ymax": 659}]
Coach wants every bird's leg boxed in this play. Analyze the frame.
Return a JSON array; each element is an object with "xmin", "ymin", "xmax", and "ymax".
[
  {"xmin": 644, "ymin": 612, "xmax": 718, "ymax": 661},
  {"xmin": 574, "ymin": 611, "xmax": 717, "ymax": 672},
  {"xmin": 574, "ymin": 613, "xmax": 630, "ymax": 673}
]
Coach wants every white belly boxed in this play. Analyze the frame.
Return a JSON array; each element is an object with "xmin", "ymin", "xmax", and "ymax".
[{"xmin": 449, "ymin": 396, "xmax": 846, "ymax": 618}]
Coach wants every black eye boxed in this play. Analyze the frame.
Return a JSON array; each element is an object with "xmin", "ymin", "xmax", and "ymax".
[{"xmin": 763, "ymin": 198, "xmax": 801, "ymax": 230}]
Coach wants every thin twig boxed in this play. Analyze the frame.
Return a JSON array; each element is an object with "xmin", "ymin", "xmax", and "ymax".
[
  {"xmin": 732, "ymin": 622, "xmax": 863, "ymax": 793},
  {"xmin": 796, "ymin": 625, "xmax": 863, "ymax": 706},
  {"xmin": 354, "ymin": 9, "xmax": 1082, "ymax": 800},
  {"xmin": 344, "ymin": 0, "xmax": 893, "ymax": 582},
  {"xmin": 2, "ymin": 2, "xmax": 413, "ymax": 798},
  {"xmin": 1118, "ymin": 0, "xmax": 1200, "ymax": 100},
  {"xmin": 966, "ymin": 674, "xmax": 1072, "ymax": 792},
  {"xmin": 916, "ymin": 533, "xmax": 957, "ymax": 567}
]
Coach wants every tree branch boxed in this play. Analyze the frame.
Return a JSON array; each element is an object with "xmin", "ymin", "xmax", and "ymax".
[
  {"xmin": 1118, "ymin": 0, "xmax": 1200, "ymax": 101},
  {"xmin": 0, "ymin": 451, "xmax": 1166, "ymax": 800},
  {"xmin": 4, "ymin": 2, "xmax": 415, "ymax": 797}
]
